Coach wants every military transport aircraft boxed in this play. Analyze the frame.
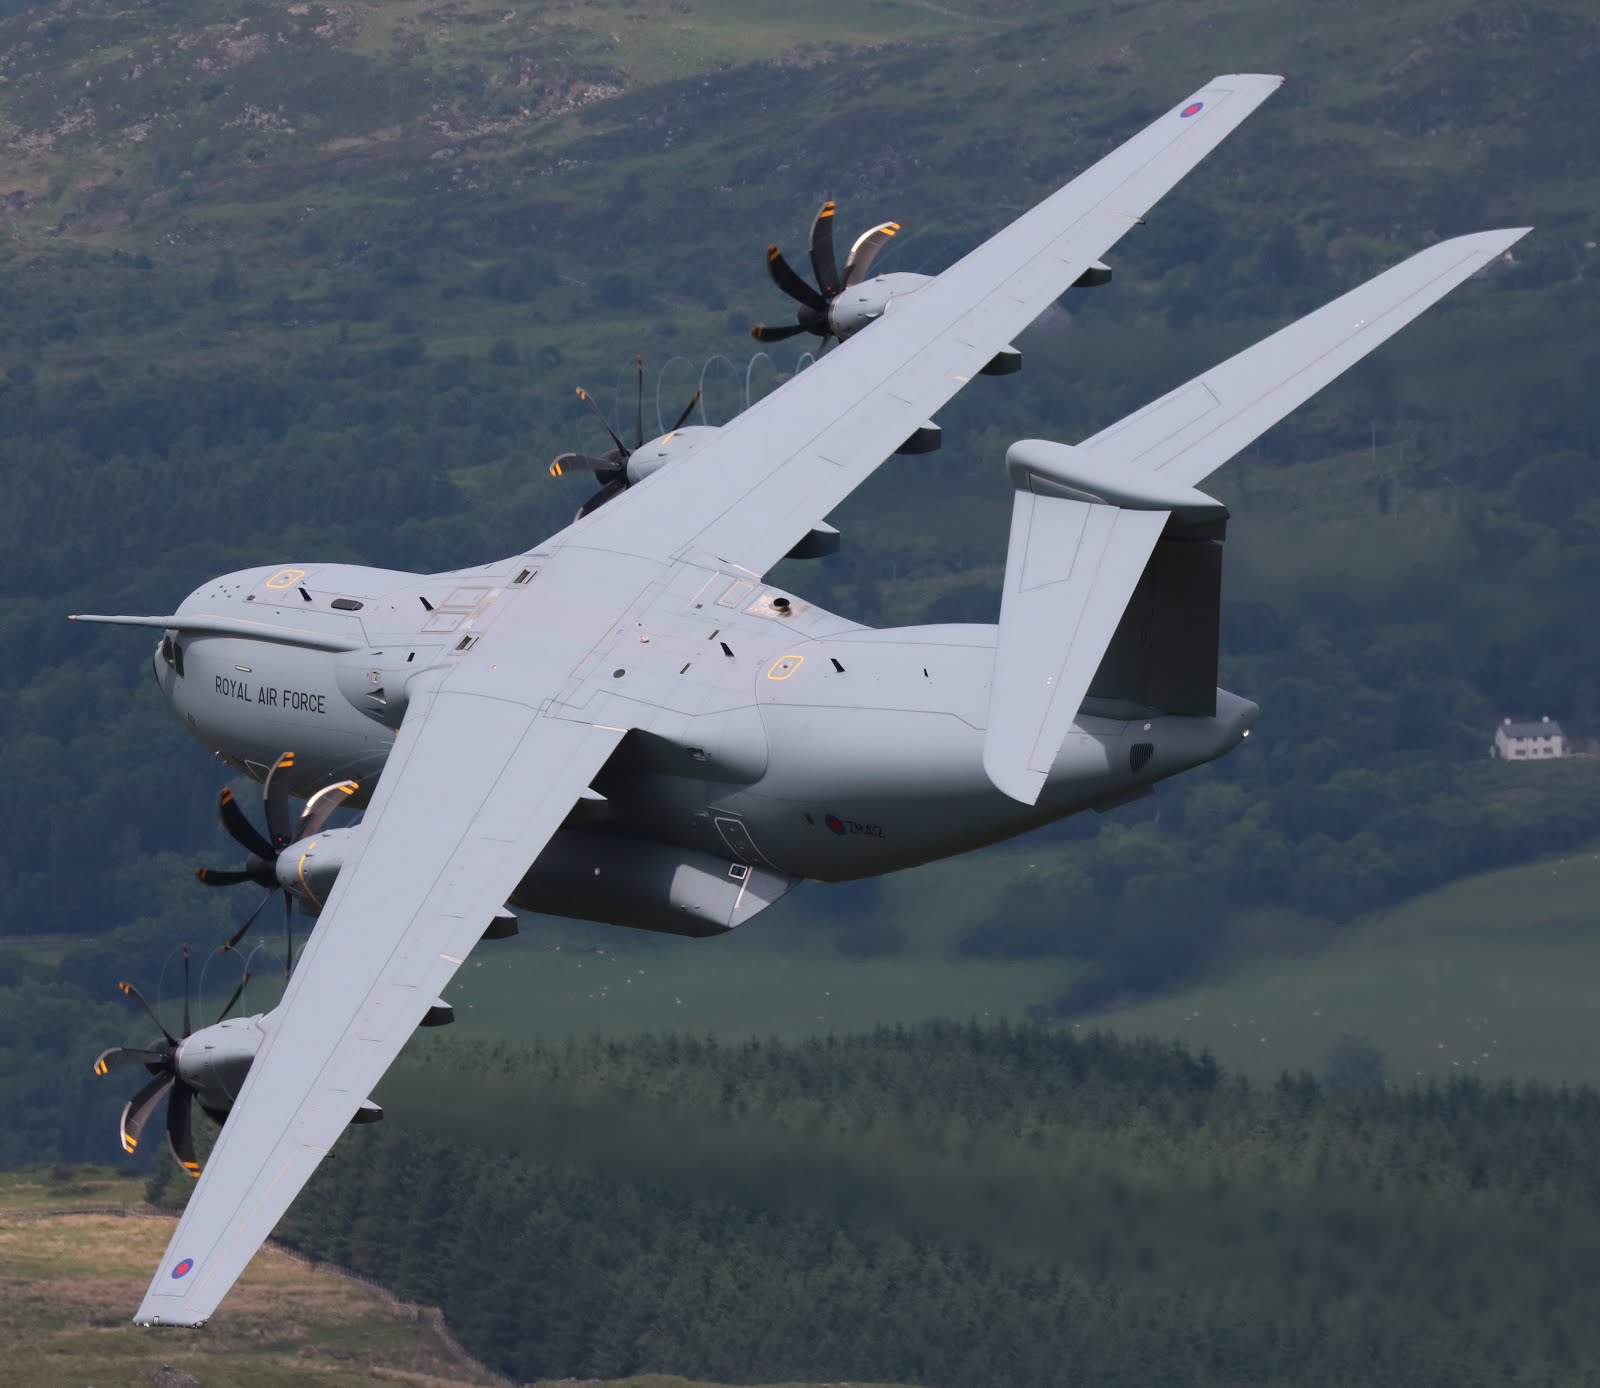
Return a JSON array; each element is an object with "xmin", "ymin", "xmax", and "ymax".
[{"xmin": 71, "ymin": 73, "xmax": 1526, "ymax": 1326}]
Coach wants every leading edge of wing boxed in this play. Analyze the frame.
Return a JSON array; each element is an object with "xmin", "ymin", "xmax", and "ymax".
[
  {"xmin": 570, "ymin": 73, "xmax": 1282, "ymax": 577},
  {"xmin": 132, "ymin": 687, "xmax": 625, "ymax": 1327}
]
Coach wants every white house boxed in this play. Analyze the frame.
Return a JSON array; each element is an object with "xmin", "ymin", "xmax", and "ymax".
[{"xmin": 1492, "ymin": 716, "xmax": 1566, "ymax": 760}]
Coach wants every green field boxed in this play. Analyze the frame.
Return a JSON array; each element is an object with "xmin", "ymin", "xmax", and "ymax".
[
  {"xmin": 430, "ymin": 841, "xmax": 1600, "ymax": 1087},
  {"xmin": 1096, "ymin": 845, "xmax": 1600, "ymax": 1084},
  {"xmin": 442, "ymin": 847, "xmax": 1077, "ymax": 1041}
]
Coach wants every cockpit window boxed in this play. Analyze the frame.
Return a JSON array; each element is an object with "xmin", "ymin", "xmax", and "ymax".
[{"xmin": 161, "ymin": 634, "xmax": 185, "ymax": 677}]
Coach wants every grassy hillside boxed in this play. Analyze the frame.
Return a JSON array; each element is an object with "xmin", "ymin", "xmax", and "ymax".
[
  {"xmin": 4, "ymin": 0, "xmax": 1599, "ymax": 1167},
  {"xmin": 394, "ymin": 833, "xmax": 1600, "ymax": 1085},
  {"xmin": 1091, "ymin": 842, "xmax": 1600, "ymax": 1084},
  {"xmin": 262, "ymin": 1024, "xmax": 1600, "ymax": 1386},
  {"xmin": 0, "ymin": 1166, "xmax": 505, "ymax": 1387},
  {"xmin": 0, "ymin": 1166, "xmax": 903, "ymax": 1388}
]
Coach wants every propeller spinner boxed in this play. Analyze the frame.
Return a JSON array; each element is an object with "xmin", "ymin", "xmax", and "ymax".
[
  {"xmin": 194, "ymin": 750, "xmax": 357, "ymax": 978},
  {"xmin": 549, "ymin": 356, "xmax": 701, "ymax": 518},
  {"xmin": 752, "ymin": 200, "xmax": 900, "ymax": 349},
  {"xmin": 92, "ymin": 944, "xmax": 252, "ymax": 1179}
]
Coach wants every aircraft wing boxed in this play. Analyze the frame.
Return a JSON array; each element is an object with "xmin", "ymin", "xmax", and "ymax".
[
  {"xmin": 573, "ymin": 73, "xmax": 1282, "ymax": 578},
  {"xmin": 1070, "ymin": 227, "xmax": 1532, "ymax": 487},
  {"xmin": 133, "ymin": 671, "xmax": 625, "ymax": 1326}
]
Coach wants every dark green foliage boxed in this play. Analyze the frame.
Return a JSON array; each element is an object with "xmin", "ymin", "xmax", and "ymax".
[
  {"xmin": 2, "ymin": 0, "xmax": 1599, "ymax": 1120},
  {"xmin": 261, "ymin": 1026, "xmax": 1600, "ymax": 1387}
]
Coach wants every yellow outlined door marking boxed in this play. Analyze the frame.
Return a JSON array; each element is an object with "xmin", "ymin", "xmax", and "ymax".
[
  {"xmin": 766, "ymin": 654, "xmax": 804, "ymax": 681},
  {"xmin": 265, "ymin": 568, "xmax": 307, "ymax": 590}
]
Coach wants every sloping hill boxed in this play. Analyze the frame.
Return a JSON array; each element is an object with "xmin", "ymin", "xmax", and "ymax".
[
  {"xmin": 4, "ymin": 0, "xmax": 1599, "ymax": 1169},
  {"xmin": 1, "ymin": 1167, "xmax": 908, "ymax": 1388},
  {"xmin": 0, "ymin": 1167, "xmax": 508, "ymax": 1388},
  {"xmin": 1088, "ymin": 843, "xmax": 1600, "ymax": 1085}
]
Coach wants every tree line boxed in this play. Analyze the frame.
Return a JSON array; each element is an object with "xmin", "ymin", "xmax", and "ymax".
[{"xmin": 138, "ymin": 1024, "xmax": 1600, "ymax": 1387}]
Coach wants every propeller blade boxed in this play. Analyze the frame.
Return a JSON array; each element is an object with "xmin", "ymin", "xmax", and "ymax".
[
  {"xmin": 217, "ymin": 785, "xmax": 273, "ymax": 861},
  {"xmin": 120, "ymin": 1073, "xmax": 173, "ymax": 1154},
  {"xmin": 166, "ymin": 1080, "xmax": 200, "ymax": 1179},
  {"xmin": 766, "ymin": 245, "xmax": 827, "ymax": 313},
  {"xmin": 634, "ymin": 354, "xmax": 645, "ymax": 452},
  {"xmin": 750, "ymin": 323, "xmax": 809, "ymax": 343},
  {"xmin": 263, "ymin": 751, "xmax": 297, "ymax": 850},
  {"xmin": 223, "ymin": 891, "xmax": 274, "ymax": 953},
  {"xmin": 116, "ymin": 981, "xmax": 176, "ymax": 1047},
  {"xmin": 575, "ymin": 476, "xmax": 629, "ymax": 520},
  {"xmin": 576, "ymin": 387, "xmax": 629, "ymax": 459},
  {"xmin": 295, "ymin": 779, "xmax": 358, "ymax": 842},
  {"xmin": 180, "ymin": 942, "xmax": 191, "ymax": 1039},
  {"xmin": 283, "ymin": 891, "xmax": 294, "ymax": 982},
  {"xmin": 92, "ymin": 1046, "xmax": 165, "ymax": 1076},
  {"xmin": 843, "ymin": 220, "xmax": 901, "ymax": 287},
  {"xmin": 809, "ymin": 200, "xmax": 843, "ymax": 299},
  {"xmin": 195, "ymin": 866, "xmax": 276, "ymax": 888},
  {"xmin": 667, "ymin": 389, "xmax": 703, "ymax": 434},
  {"xmin": 549, "ymin": 452, "xmax": 623, "ymax": 478},
  {"xmin": 215, "ymin": 970, "xmax": 252, "ymax": 1024}
]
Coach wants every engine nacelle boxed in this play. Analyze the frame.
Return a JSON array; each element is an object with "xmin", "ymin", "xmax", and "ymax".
[
  {"xmin": 275, "ymin": 825, "xmax": 357, "ymax": 914},
  {"xmin": 267, "ymin": 811, "xmax": 797, "ymax": 938},
  {"xmin": 175, "ymin": 1015, "xmax": 265, "ymax": 1119},
  {"xmin": 174, "ymin": 1014, "xmax": 387, "ymax": 1126},
  {"xmin": 829, "ymin": 271, "xmax": 932, "ymax": 340},
  {"xmin": 624, "ymin": 424, "xmax": 722, "ymax": 487}
]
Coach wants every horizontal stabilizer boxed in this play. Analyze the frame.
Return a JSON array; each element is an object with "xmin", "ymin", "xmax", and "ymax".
[{"xmin": 983, "ymin": 226, "xmax": 1530, "ymax": 804}]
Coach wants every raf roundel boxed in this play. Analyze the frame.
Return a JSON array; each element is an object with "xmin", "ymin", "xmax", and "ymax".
[
  {"xmin": 171, "ymin": 1257, "xmax": 195, "ymax": 1279},
  {"xmin": 1180, "ymin": 101, "xmax": 1205, "ymax": 118},
  {"xmin": 825, "ymin": 814, "xmax": 847, "ymax": 837}
]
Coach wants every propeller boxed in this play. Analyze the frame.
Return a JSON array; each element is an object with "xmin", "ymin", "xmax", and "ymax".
[
  {"xmin": 92, "ymin": 944, "xmax": 253, "ymax": 1178},
  {"xmin": 548, "ymin": 356, "xmax": 701, "ymax": 517},
  {"xmin": 751, "ymin": 200, "xmax": 900, "ymax": 349},
  {"xmin": 194, "ymin": 750, "xmax": 358, "ymax": 979}
]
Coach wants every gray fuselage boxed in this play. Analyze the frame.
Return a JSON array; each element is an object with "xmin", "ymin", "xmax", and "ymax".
[{"xmin": 154, "ymin": 556, "xmax": 1254, "ymax": 929}]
